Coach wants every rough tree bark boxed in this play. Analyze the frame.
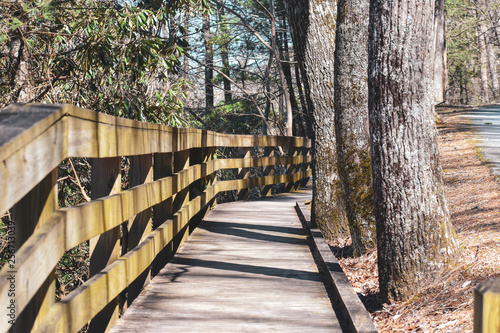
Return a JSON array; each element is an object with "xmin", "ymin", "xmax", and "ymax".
[
  {"xmin": 368, "ymin": 0, "xmax": 458, "ymax": 302},
  {"xmin": 334, "ymin": 0, "xmax": 376, "ymax": 256},
  {"xmin": 285, "ymin": 0, "xmax": 348, "ymax": 239}
]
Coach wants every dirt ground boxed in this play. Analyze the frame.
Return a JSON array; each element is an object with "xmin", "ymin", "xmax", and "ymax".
[{"xmin": 331, "ymin": 106, "xmax": 500, "ymax": 332}]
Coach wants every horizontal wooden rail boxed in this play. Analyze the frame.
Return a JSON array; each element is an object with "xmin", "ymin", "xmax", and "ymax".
[
  {"xmin": 0, "ymin": 104, "xmax": 310, "ymax": 217},
  {"xmin": 0, "ymin": 104, "xmax": 311, "ymax": 333}
]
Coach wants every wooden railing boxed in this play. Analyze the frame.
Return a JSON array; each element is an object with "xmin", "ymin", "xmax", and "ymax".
[{"xmin": 0, "ymin": 104, "xmax": 311, "ymax": 333}]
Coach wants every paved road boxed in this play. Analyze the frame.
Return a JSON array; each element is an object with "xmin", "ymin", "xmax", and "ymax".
[
  {"xmin": 462, "ymin": 105, "xmax": 500, "ymax": 177},
  {"xmin": 110, "ymin": 187, "xmax": 344, "ymax": 332}
]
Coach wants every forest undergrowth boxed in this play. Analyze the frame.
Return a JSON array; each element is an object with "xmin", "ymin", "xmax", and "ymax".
[{"xmin": 329, "ymin": 106, "xmax": 500, "ymax": 332}]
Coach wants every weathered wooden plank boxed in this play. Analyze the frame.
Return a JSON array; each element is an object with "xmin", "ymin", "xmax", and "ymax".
[
  {"xmin": 66, "ymin": 114, "xmax": 173, "ymax": 158},
  {"xmin": 173, "ymin": 149, "xmax": 190, "ymax": 248},
  {"xmin": 152, "ymin": 153, "xmax": 173, "ymax": 229},
  {"xmin": 0, "ymin": 115, "xmax": 68, "ymax": 221},
  {"xmin": 202, "ymin": 147, "xmax": 218, "ymax": 217},
  {"xmin": 215, "ymin": 170, "xmax": 312, "ymax": 193},
  {"xmin": 0, "ymin": 104, "xmax": 67, "ymax": 163},
  {"xmin": 188, "ymin": 148, "xmax": 206, "ymax": 233}
]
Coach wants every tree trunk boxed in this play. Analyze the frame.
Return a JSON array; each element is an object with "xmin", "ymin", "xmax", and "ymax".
[
  {"xmin": 270, "ymin": 0, "xmax": 294, "ymax": 136},
  {"xmin": 334, "ymin": 0, "xmax": 375, "ymax": 256},
  {"xmin": 279, "ymin": 13, "xmax": 305, "ymax": 136},
  {"xmin": 183, "ymin": 16, "xmax": 190, "ymax": 77},
  {"xmin": 218, "ymin": 2, "xmax": 232, "ymax": 103},
  {"xmin": 285, "ymin": 0, "xmax": 348, "ymax": 240},
  {"xmin": 9, "ymin": 29, "xmax": 35, "ymax": 103},
  {"xmin": 295, "ymin": 61, "xmax": 312, "ymax": 138},
  {"xmin": 368, "ymin": 0, "xmax": 457, "ymax": 302},
  {"xmin": 481, "ymin": 0, "xmax": 500, "ymax": 100},
  {"xmin": 279, "ymin": 15, "xmax": 302, "ymax": 136},
  {"xmin": 263, "ymin": 49, "xmax": 274, "ymax": 135},
  {"xmin": 476, "ymin": 4, "xmax": 490, "ymax": 104},
  {"xmin": 203, "ymin": 14, "xmax": 214, "ymax": 110},
  {"xmin": 486, "ymin": 42, "xmax": 499, "ymax": 99},
  {"xmin": 433, "ymin": 0, "xmax": 447, "ymax": 104}
]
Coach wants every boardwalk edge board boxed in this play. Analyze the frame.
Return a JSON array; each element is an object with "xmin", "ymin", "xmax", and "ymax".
[{"xmin": 295, "ymin": 201, "xmax": 379, "ymax": 333}]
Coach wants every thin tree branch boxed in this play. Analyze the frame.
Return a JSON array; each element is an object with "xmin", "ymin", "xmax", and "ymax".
[{"xmin": 69, "ymin": 158, "xmax": 91, "ymax": 202}]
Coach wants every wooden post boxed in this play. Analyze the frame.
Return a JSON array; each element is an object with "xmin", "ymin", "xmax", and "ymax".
[
  {"xmin": 203, "ymin": 147, "xmax": 217, "ymax": 216},
  {"xmin": 153, "ymin": 153, "xmax": 173, "ymax": 229},
  {"xmin": 152, "ymin": 153, "xmax": 173, "ymax": 276},
  {"xmin": 261, "ymin": 147, "xmax": 275, "ymax": 197},
  {"xmin": 173, "ymin": 150, "xmax": 190, "ymax": 213},
  {"xmin": 173, "ymin": 149, "xmax": 190, "ymax": 249},
  {"xmin": 204, "ymin": 147, "xmax": 217, "ymax": 189},
  {"xmin": 293, "ymin": 147, "xmax": 303, "ymax": 190},
  {"xmin": 189, "ymin": 148, "xmax": 203, "ymax": 202},
  {"xmin": 237, "ymin": 148, "xmax": 251, "ymax": 200},
  {"xmin": 125, "ymin": 154, "xmax": 153, "ymax": 306},
  {"xmin": 189, "ymin": 148, "xmax": 203, "ymax": 233},
  {"xmin": 88, "ymin": 157, "xmax": 121, "ymax": 333},
  {"xmin": 285, "ymin": 147, "xmax": 297, "ymax": 192},
  {"xmin": 10, "ymin": 169, "xmax": 57, "ymax": 333},
  {"xmin": 474, "ymin": 278, "xmax": 500, "ymax": 333},
  {"xmin": 300, "ymin": 147, "xmax": 311, "ymax": 187}
]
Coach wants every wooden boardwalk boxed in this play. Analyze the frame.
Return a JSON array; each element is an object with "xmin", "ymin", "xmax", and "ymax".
[{"xmin": 110, "ymin": 186, "xmax": 343, "ymax": 332}]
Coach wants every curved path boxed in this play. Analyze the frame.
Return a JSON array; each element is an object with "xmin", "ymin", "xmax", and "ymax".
[
  {"xmin": 462, "ymin": 105, "xmax": 500, "ymax": 177},
  {"xmin": 110, "ymin": 187, "xmax": 343, "ymax": 332}
]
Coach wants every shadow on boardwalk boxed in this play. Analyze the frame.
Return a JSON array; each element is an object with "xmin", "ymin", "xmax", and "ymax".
[{"xmin": 110, "ymin": 187, "xmax": 351, "ymax": 332}]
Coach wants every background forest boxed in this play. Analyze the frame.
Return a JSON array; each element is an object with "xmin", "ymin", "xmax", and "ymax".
[{"xmin": 2, "ymin": 0, "xmax": 497, "ymax": 133}]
